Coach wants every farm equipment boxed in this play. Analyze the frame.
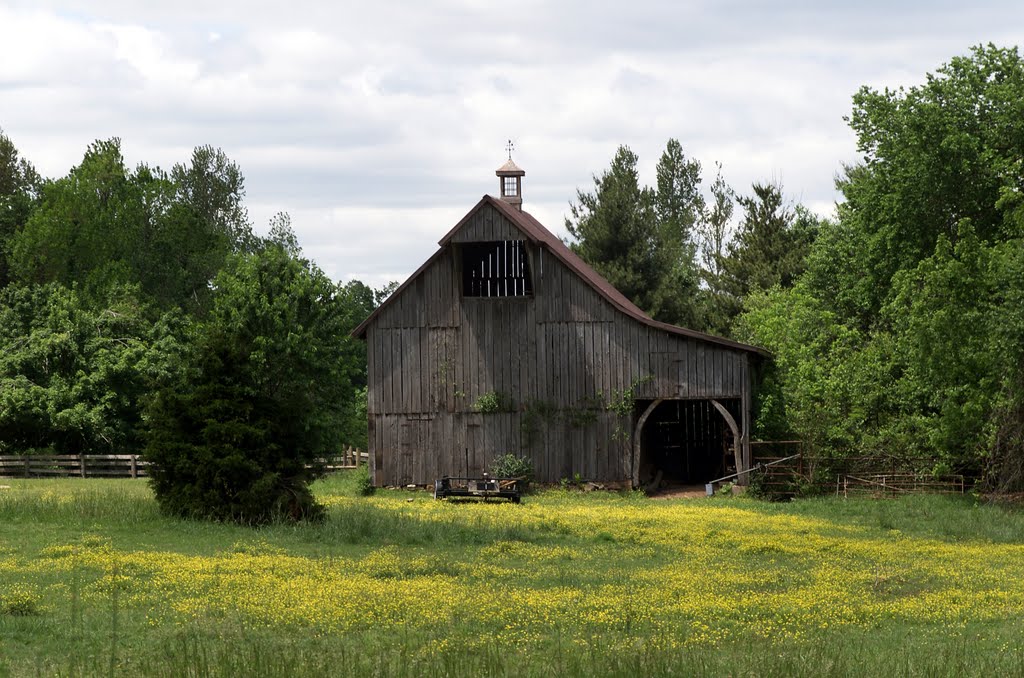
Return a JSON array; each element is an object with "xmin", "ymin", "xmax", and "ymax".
[{"xmin": 433, "ymin": 474, "xmax": 523, "ymax": 503}]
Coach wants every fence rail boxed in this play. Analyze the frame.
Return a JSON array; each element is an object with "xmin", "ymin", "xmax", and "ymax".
[
  {"xmin": 838, "ymin": 473, "xmax": 966, "ymax": 496},
  {"xmin": 750, "ymin": 447, "xmax": 970, "ymax": 497},
  {"xmin": 0, "ymin": 447, "xmax": 369, "ymax": 479},
  {"xmin": 0, "ymin": 454, "xmax": 150, "ymax": 478},
  {"xmin": 319, "ymin": 447, "xmax": 369, "ymax": 471}
]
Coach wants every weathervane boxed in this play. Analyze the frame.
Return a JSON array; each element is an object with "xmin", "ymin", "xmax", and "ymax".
[{"xmin": 505, "ymin": 139, "xmax": 515, "ymax": 160}]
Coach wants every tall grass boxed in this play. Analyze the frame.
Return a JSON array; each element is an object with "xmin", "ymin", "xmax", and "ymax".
[
  {"xmin": 1, "ymin": 474, "xmax": 1023, "ymax": 676},
  {"xmin": 60, "ymin": 625, "xmax": 1024, "ymax": 677},
  {"xmin": 766, "ymin": 492, "xmax": 1024, "ymax": 543},
  {"xmin": 0, "ymin": 479, "xmax": 159, "ymax": 525}
]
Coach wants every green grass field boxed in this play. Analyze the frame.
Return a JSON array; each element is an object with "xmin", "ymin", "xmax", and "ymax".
[{"xmin": 1, "ymin": 473, "xmax": 1023, "ymax": 677}]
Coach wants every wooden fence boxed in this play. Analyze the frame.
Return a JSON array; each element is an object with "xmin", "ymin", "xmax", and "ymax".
[
  {"xmin": 0, "ymin": 447, "xmax": 369, "ymax": 479},
  {"xmin": 319, "ymin": 447, "xmax": 369, "ymax": 472},
  {"xmin": 750, "ymin": 447, "xmax": 969, "ymax": 497},
  {"xmin": 836, "ymin": 473, "xmax": 966, "ymax": 497},
  {"xmin": 0, "ymin": 455, "xmax": 150, "ymax": 478}
]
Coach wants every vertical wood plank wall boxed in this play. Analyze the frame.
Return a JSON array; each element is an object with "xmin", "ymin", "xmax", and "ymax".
[{"xmin": 366, "ymin": 204, "xmax": 755, "ymax": 486}]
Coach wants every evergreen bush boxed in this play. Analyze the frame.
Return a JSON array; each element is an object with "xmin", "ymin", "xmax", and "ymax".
[{"xmin": 144, "ymin": 244, "xmax": 352, "ymax": 524}]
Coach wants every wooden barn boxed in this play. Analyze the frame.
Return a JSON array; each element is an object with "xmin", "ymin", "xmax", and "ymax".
[{"xmin": 353, "ymin": 159, "xmax": 768, "ymax": 488}]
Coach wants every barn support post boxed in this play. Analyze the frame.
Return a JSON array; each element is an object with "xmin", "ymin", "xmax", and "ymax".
[
  {"xmin": 740, "ymin": 356, "xmax": 752, "ymax": 481},
  {"xmin": 631, "ymin": 398, "xmax": 664, "ymax": 488},
  {"xmin": 710, "ymin": 399, "xmax": 745, "ymax": 478}
]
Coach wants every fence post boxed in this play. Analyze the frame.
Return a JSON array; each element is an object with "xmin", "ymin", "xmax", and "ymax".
[
  {"xmin": 354, "ymin": 446, "xmax": 359, "ymax": 468},
  {"xmin": 24, "ymin": 457, "xmax": 29, "ymax": 478},
  {"xmin": 131, "ymin": 455, "xmax": 138, "ymax": 479},
  {"xmin": 80, "ymin": 454, "xmax": 86, "ymax": 478}
]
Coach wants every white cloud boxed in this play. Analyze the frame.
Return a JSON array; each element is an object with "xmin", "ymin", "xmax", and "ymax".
[{"xmin": 2, "ymin": 1, "xmax": 1022, "ymax": 285}]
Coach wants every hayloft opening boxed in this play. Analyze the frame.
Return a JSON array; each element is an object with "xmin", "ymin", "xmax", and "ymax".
[
  {"xmin": 461, "ymin": 240, "xmax": 533, "ymax": 297},
  {"xmin": 635, "ymin": 399, "xmax": 741, "ymax": 489}
]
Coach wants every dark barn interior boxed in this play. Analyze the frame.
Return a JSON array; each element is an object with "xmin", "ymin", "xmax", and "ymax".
[{"xmin": 636, "ymin": 398, "xmax": 742, "ymax": 487}]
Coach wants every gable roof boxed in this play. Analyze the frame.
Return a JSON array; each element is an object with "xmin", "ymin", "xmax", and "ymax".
[{"xmin": 353, "ymin": 195, "xmax": 769, "ymax": 357}]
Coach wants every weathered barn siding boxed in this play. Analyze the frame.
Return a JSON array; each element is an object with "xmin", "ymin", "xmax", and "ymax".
[{"xmin": 362, "ymin": 200, "xmax": 757, "ymax": 487}]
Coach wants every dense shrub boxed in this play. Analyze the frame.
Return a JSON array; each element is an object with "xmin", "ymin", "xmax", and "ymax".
[{"xmin": 144, "ymin": 244, "xmax": 354, "ymax": 524}]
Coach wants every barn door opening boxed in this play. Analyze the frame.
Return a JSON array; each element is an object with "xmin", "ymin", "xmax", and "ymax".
[{"xmin": 633, "ymin": 399, "xmax": 742, "ymax": 490}]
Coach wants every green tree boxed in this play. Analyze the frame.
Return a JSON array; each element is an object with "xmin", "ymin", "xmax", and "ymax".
[
  {"xmin": 655, "ymin": 139, "xmax": 705, "ymax": 245},
  {"xmin": 9, "ymin": 139, "xmax": 251, "ymax": 311},
  {"xmin": 728, "ymin": 183, "xmax": 816, "ymax": 293},
  {"xmin": 735, "ymin": 282, "xmax": 869, "ymax": 455},
  {"xmin": 695, "ymin": 163, "xmax": 735, "ymax": 335},
  {"xmin": 0, "ymin": 129, "xmax": 41, "ymax": 289},
  {"xmin": 883, "ymin": 223, "xmax": 1024, "ymax": 478},
  {"xmin": 566, "ymin": 146, "xmax": 662, "ymax": 315},
  {"xmin": 812, "ymin": 44, "xmax": 1024, "ymax": 323},
  {"xmin": 144, "ymin": 241, "xmax": 356, "ymax": 523},
  {"xmin": 171, "ymin": 145, "xmax": 254, "ymax": 251},
  {"xmin": 986, "ymin": 237, "xmax": 1024, "ymax": 489},
  {"xmin": 566, "ymin": 142, "xmax": 706, "ymax": 327},
  {"xmin": 653, "ymin": 139, "xmax": 705, "ymax": 328},
  {"xmin": 10, "ymin": 139, "xmax": 131, "ymax": 289},
  {"xmin": 0, "ymin": 282, "xmax": 173, "ymax": 455},
  {"xmin": 738, "ymin": 45, "xmax": 1024, "ymax": 489},
  {"xmin": 141, "ymin": 146, "xmax": 253, "ymax": 309},
  {"xmin": 717, "ymin": 182, "xmax": 818, "ymax": 332}
]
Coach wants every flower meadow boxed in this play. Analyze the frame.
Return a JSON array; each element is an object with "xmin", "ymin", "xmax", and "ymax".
[{"xmin": 1, "ymin": 476, "xmax": 1024, "ymax": 676}]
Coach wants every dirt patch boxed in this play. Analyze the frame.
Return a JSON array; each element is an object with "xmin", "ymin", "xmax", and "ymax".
[{"xmin": 647, "ymin": 484, "xmax": 710, "ymax": 500}]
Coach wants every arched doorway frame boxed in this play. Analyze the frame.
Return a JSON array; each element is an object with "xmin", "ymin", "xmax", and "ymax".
[{"xmin": 631, "ymin": 398, "xmax": 746, "ymax": 488}]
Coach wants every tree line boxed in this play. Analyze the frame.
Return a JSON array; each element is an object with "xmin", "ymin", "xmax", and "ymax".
[
  {"xmin": 2, "ymin": 43, "xmax": 1021, "ymax": 521},
  {"xmin": 566, "ymin": 44, "xmax": 1024, "ymax": 491},
  {"xmin": 0, "ymin": 136, "xmax": 385, "ymax": 520}
]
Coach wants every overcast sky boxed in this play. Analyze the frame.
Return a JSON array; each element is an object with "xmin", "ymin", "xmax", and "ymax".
[{"xmin": 1, "ymin": 1, "xmax": 1021, "ymax": 289}]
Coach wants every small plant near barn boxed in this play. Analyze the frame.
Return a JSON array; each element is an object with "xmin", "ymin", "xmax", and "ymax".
[
  {"xmin": 559, "ymin": 472, "xmax": 586, "ymax": 490},
  {"xmin": 355, "ymin": 465, "xmax": 375, "ymax": 496},
  {"xmin": 712, "ymin": 481, "xmax": 736, "ymax": 498},
  {"xmin": 606, "ymin": 377, "xmax": 650, "ymax": 417},
  {"xmin": 489, "ymin": 453, "xmax": 535, "ymax": 484}
]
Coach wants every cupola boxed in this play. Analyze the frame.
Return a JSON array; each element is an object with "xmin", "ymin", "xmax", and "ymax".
[{"xmin": 496, "ymin": 141, "xmax": 525, "ymax": 211}]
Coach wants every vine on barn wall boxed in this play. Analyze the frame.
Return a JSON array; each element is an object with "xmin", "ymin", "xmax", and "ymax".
[
  {"xmin": 454, "ymin": 374, "xmax": 654, "ymax": 451},
  {"xmin": 472, "ymin": 391, "xmax": 515, "ymax": 414},
  {"xmin": 608, "ymin": 375, "xmax": 654, "ymax": 441},
  {"xmin": 517, "ymin": 376, "xmax": 654, "ymax": 447}
]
